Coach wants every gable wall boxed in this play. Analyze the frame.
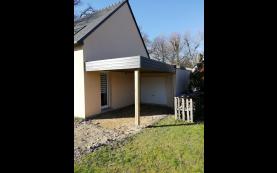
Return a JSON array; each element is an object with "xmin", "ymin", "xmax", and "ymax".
[{"xmin": 83, "ymin": 3, "xmax": 148, "ymax": 61}]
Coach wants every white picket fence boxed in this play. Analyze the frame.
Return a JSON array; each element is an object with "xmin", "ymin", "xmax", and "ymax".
[{"xmin": 174, "ymin": 97, "xmax": 193, "ymax": 122}]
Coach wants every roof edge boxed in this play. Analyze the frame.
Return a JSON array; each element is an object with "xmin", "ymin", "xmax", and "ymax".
[
  {"xmin": 126, "ymin": 1, "xmax": 150, "ymax": 58},
  {"xmin": 74, "ymin": 0, "xmax": 128, "ymax": 44}
]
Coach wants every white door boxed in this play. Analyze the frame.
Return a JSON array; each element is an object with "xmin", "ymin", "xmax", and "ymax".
[{"xmin": 141, "ymin": 77, "xmax": 167, "ymax": 105}]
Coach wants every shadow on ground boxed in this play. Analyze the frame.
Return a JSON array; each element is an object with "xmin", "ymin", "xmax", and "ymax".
[
  {"xmin": 147, "ymin": 123, "xmax": 198, "ymax": 128},
  {"xmin": 88, "ymin": 104, "xmax": 173, "ymax": 120}
]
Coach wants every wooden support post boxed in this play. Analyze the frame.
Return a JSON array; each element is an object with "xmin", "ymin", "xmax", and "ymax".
[{"xmin": 134, "ymin": 70, "xmax": 140, "ymax": 126}]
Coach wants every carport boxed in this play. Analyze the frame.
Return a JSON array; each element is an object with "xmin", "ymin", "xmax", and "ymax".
[{"xmin": 85, "ymin": 55, "xmax": 175, "ymax": 126}]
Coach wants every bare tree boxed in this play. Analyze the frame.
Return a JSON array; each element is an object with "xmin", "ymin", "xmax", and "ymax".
[
  {"xmin": 181, "ymin": 32, "xmax": 203, "ymax": 68},
  {"xmin": 168, "ymin": 32, "xmax": 183, "ymax": 66},
  {"xmin": 189, "ymin": 57, "xmax": 204, "ymax": 91},
  {"xmin": 130, "ymin": 29, "xmax": 204, "ymax": 67},
  {"xmin": 150, "ymin": 35, "xmax": 171, "ymax": 63},
  {"xmin": 74, "ymin": 0, "xmax": 81, "ymax": 19},
  {"xmin": 74, "ymin": 0, "xmax": 96, "ymax": 20},
  {"xmin": 139, "ymin": 26, "xmax": 152, "ymax": 54},
  {"xmin": 79, "ymin": 6, "xmax": 96, "ymax": 18}
]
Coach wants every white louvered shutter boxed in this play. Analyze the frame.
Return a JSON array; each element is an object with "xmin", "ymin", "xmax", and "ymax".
[{"xmin": 100, "ymin": 73, "xmax": 107, "ymax": 94}]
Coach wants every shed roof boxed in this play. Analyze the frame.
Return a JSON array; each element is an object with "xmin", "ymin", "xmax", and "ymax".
[{"xmin": 85, "ymin": 56, "xmax": 175, "ymax": 73}]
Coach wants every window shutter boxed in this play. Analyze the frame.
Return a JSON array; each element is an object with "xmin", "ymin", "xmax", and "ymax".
[{"xmin": 100, "ymin": 73, "xmax": 107, "ymax": 94}]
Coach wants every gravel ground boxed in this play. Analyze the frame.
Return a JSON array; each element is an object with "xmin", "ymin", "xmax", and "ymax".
[{"xmin": 74, "ymin": 104, "xmax": 172, "ymax": 161}]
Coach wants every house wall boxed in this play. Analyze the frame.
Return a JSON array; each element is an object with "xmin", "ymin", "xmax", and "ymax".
[
  {"xmin": 83, "ymin": 3, "xmax": 148, "ymax": 61},
  {"xmin": 84, "ymin": 71, "xmax": 101, "ymax": 118},
  {"xmin": 175, "ymin": 69, "xmax": 191, "ymax": 96},
  {"xmin": 172, "ymin": 73, "xmax": 176, "ymax": 98},
  {"xmin": 109, "ymin": 71, "xmax": 134, "ymax": 109},
  {"xmin": 75, "ymin": 68, "xmax": 175, "ymax": 118},
  {"xmin": 74, "ymin": 46, "xmax": 102, "ymax": 119},
  {"xmin": 74, "ymin": 47, "xmax": 86, "ymax": 118},
  {"xmin": 109, "ymin": 72, "xmax": 174, "ymax": 109}
]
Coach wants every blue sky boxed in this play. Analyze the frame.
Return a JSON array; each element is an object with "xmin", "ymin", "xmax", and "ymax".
[{"xmin": 75, "ymin": 0, "xmax": 204, "ymax": 41}]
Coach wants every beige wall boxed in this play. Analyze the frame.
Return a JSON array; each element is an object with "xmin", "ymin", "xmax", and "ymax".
[
  {"xmin": 109, "ymin": 71, "xmax": 134, "ymax": 109},
  {"xmin": 74, "ymin": 48, "xmax": 86, "ymax": 118},
  {"xmin": 84, "ymin": 71, "xmax": 101, "ymax": 118},
  {"xmin": 84, "ymin": 71, "xmax": 135, "ymax": 117},
  {"xmin": 74, "ymin": 45, "xmax": 102, "ymax": 119},
  {"xmin": 75, "ymin": 68, "xmax": 174, "ymax": 118},
  {"xmin": 83, "ymin": 3, "xmax": 148, "ymax": 61},
  {"xmin": 108, "ymin": 72, "xmax": 174, "ymax": 110}
]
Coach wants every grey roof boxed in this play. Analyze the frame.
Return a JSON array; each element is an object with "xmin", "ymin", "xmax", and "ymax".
[
  {"xmin": 85, "ymin": 56, "xmax": 175, "ymax": 73},
  {"xmin": 74, "ymin": 0, "xmax": 127, "ymax": 44}
]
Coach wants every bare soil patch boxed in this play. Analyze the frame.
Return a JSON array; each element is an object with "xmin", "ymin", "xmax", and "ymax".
[{"xmin": 74, "ymin": 104, "xmax": 171, "ymax": 161}]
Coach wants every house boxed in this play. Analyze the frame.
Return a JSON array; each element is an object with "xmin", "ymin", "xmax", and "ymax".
[{"xmin": 74, "ymin": 0, "xmax": 188, "ymax": 125}]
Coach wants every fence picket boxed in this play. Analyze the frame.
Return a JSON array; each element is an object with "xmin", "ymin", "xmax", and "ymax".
[
  {"xmin": 186, "ymin": 98, "xmax": 189, "ymax": 122},
  {"xmin": 190, "ymin": 98, "xmax": 193, "ymax": 122},
  {"xmin": 182, "ymin": 98, "xmax": 185, "ymax": 121},
  {"xmin": 174, "ymin": 96, "xmax": 195, "ymax": 123},
  {"xmin": 177, "ymin": 97, "xmax": 180, "ymax": 119}
]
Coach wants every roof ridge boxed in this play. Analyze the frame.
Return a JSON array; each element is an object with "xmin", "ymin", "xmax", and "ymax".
[
  {"xmin": 74, "ymin": 0, "xmax": 126, "ymax": 23},
  {"xmin": 95, "ymin": 0, "xmax": 126, "ymax": 13},
  {"xmin": 74, "ymin": 0, "xmax": 128, "ymax": 43}
]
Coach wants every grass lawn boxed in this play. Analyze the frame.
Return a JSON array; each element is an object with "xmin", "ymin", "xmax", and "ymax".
[{"xmin": 74, "ymin": 115, "xmax": 204, "ymax": 173}]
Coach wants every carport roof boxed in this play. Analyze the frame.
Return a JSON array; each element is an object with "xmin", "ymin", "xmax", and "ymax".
[{"xmin": 85, "ymin": 56, "xmax": 175, "ymax": 73}]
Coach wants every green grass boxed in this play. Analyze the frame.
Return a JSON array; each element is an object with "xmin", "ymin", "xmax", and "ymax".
[{"xmin": 74, "ymin": 115, "xmax": 204, "ymax": 173}]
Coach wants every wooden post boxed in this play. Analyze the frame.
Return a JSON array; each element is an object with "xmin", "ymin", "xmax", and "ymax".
[
  {"xmin": 174, "ymin": 97, "xmax": 177, "ymax": 120},
  {"xmin": 134, "ymin": 70, "xmax": 140, "ymax": 126}
]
